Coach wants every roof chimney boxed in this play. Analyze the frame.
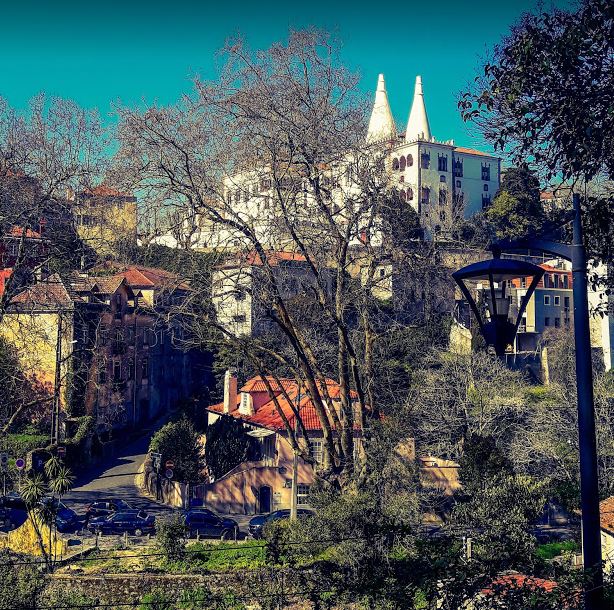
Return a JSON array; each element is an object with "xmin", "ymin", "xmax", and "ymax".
[
  {"xmin": 366, "ymin": 74, "xmax": 396, "ymax": 144},
  {"xmin": 239, "ymin": 392, "xmax": 254, "ymax": 416},
  {"xmin": 223, "ymin": 369, "xmax": 238, "ymax": 414},
  {"xmin": 405, "ymin": 75, "xmax": 432, "ymax": 142}
]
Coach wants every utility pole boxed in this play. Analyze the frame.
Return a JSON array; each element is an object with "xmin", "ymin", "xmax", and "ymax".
[
  {"xmin": 290, "ymin": 382, "xmax": 301, "ymax": 520},
  {"xmin": 570, "ymin": 194, "xmax": 603, "ymax": 610}
]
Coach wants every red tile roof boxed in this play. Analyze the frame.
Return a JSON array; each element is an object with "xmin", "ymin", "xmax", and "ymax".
[
  {"xmin": 454, "ymin": 147, "xmax": 497, "ymax": 158},
  {"xmin": 600, "ymin": 496, "xmax": 614, "ymax": 534},
  {"xmin": 219, "ymin": 251, "xmax": 307, "ymax": 269},
  {"xmin": 11, "ymin": 274, "xmax": 81, "ymax": 307},
  {"xmin": 482, "ymin": 574, "xmax": 558, "ymax": 595},
  {"xmin": 208, "ymin": 375, "xmax": 361, "ymax": 432},
  {"xmin": 6, "ymin": 226, "xmax": 42, "ymax": 239},
  {"xmin": 91, "ymin": 263, "xmax": 191, "ymax": 292}
]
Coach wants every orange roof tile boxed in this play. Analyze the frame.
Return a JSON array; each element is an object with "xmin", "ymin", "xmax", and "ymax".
[
  {"xmin": 208, "ymin": 375, "xmax": 361, "ymax": 432},
  {"xmin": 454, "ymin": 147, "xmax": 497, "ymax": 158},
  {"xmin": 600, "ymin": 497, "xmax": 614, "ymax": 534},
  {"xmin": 483, "ymin": 574, "xmax": 558, "ymax": 595},
  {"xmin": 219, "ymin": 251, "xmax": 307, "ymax": 269},
  {"xmin": 6, "ymin": 226, "xmax": 42, "ymax": 239}
]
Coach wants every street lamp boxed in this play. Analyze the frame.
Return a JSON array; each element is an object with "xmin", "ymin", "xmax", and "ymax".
[
  {"xmin": 452, "ymin": 194, "xmax": 603, "ymax": 610},
  {"xmin": 452, "ymin": 256, "xmax": 544, "ymax": 358}
]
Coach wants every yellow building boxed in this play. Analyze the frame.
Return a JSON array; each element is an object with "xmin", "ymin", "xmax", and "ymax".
[{"xmin": 69, "ymin": 185, "xmax": 137, "ymax": 255}]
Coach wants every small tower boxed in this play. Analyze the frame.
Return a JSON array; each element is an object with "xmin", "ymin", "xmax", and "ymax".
[
  {"xmin": 405, "ymin": 75, "xmax": 432, "ymax": 142},
  {"xmin": 366, "ymin": 74, "xmax": 396, "ymax": 144}
]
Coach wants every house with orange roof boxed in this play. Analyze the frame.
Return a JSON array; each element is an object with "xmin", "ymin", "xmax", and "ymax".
[
  {"xmin": 599, "ymin": 496, "xmax": 614, "ymax": 572},
  {"xmin": 202, "ymin": 370, "xmax": 363, "ymax": 514},
  {"xmin": 211, "ymin": 250, "xmax": 334, "ymax": 337}
]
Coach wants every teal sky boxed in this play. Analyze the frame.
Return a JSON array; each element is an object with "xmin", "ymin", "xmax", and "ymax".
[{"xmin": 1, "ymin": 0, "xmax": 566, "ymax": 149}]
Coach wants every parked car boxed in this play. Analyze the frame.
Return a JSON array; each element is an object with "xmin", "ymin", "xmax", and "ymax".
[
  {"xmin": 1, "ymin": 491, "xmax": 26, "ymax": 511},
  {"xmin": 39, "ymin": 498, "xmax": 79, "ymax": 533},
  {"xmin": 249, "ymin": 509, "xmax": 315, "ymax": 539},
  {"xmin": 86, "ymin": 499, "xmax": 132, "ymax": 519},
  {"xmin": 183, "ymin": 508, "xmax": 239, "ymax": 540},
  {"xmin": 88, "ymin": 510, "xmax": 155, "ymax": 536}
]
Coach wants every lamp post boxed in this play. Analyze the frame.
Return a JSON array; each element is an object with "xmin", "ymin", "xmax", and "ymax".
[{"xmin": 452, "ymin": 194, "xmax": 603, "ymax": 610}]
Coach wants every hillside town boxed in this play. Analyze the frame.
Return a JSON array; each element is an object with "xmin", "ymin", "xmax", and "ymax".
[{"xmin": 1, "ymin": 1, "xmax": 614, "ymax": 608}]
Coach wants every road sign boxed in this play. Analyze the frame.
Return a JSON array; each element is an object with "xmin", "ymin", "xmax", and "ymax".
[
  {"xmin": 165, "ymin": 469, "xmax": 174, "ymax": 480},
  {"xmin": 165, "ymin": 460, "xmax": 174, "ymax": 469},
  {"xmin": 15, "ymin": 458, "xmax": 25, "ymax": 471},
  {"xmin": 57, "ymin": 446, "xmax": 66, "ymax": 458}
]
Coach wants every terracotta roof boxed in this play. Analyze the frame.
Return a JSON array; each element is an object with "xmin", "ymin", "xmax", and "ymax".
[
  {"xmin": 208, "ymin": 375, "xmax": 361, "ymax": 432},
  {"xmin": 240, "ymin": 376, "xmax": 295, "ymax": 393},
  {"xmin": 6, "ymin": 226, "xmax": 42, "ymax": 239},
  {"xmin": 482, "ymin": 574, "xmax": 558, "ymax": 595},
  {"xmin": 600, "ymin": 497, "xmax": 614, "ymax": 534},
  {"xmin": 11, "ymin": 274, "xmax": 81, "ymax": 307},
  {"xmin": 92, "ymin": 263, "xmax": 190, "ymax": 292},
  {"xmin": 219, "ymin": 251, "xmax": 307, "ymax": 269},
  {"xmin": 90, "ymin": 276, "xmax": 128, "ymax": 295},
  {"xmin": 454, "ymin": 147, "xmax": 497, "ymax": 158}
]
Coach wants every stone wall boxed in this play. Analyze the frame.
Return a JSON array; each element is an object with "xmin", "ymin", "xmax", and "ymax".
[{"xmin": 135, "ymin": 456, "xmax": 189, "ymax": 508}]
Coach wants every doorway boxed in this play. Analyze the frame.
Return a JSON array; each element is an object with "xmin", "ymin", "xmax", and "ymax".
[{"xmin": 259, "ymin": 485, "xmax": 272, "ymax": 513}]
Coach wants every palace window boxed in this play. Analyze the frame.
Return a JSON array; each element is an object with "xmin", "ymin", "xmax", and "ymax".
[
  {"xmin": 309, "ymin": 440, "xmax": 324, "ymax": 465},
  {"xmin": 406, "ymin": 154, "xmax": 414, "ymax": 167},
  {"xmin": 453, "ymin": 159, "xmax": 463, "ymax": 177},
  {"xmin": 439, "ymin": 188, "xmax": 447, "ymax": 205},
  {"xmin": 483, "ymin": 184, "xmax": 489, "ymax": 191},
  {"xmin": 481, "ymin": 164, "xmax": 491, "ymax": 181},
  {"xmin": 440, "ymin": 175, "xmax": 446, "ymax": 182},
  {"xmin": 399, "ymin": 156, "xmax": 406, "ymax": 171},
  {"xmin": 482, "ymin": 195, "xmax": 491, "ymax": 209},
  {"xmin": 400, "ymin": 190, "xmax": 407, "ymax": 201},
  {"xmin": 421, "ymin": 151, "xmax": 430, "ymax": 169},
  {"xmin": 438, "ymin": 154, "xmax": 448, "ymax": 172},
  {"xmin": 113, "ymin": 360, "xmax": 121, "ymax": 382},
  {"xmin": 456, "ymin": 180, "xmax": 461, "ymax": 188},
  {"xmin": 421, "ymin": 187, "xmax": 430, "ymax": 205},
  {"xmin": 406, "ymin": 187, "xmax": 414, "ymax": 200},
  {"xmin": 392, "ymin": 158, "xmax": 399, "ymax": 171}
]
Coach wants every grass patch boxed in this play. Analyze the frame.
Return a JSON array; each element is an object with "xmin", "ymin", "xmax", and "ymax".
[
  {"xmin": 535, "ymin": 540, "xmax": 578, "ymax": 560},
  {"xmin": 166, "ymin": 540, "xmax": 267, "ymax": 573}
]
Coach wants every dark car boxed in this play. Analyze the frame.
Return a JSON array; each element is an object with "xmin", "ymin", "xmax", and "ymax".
[
  {"xmin": 183, "ymin": 508, "xmax": 239, "ymax": 540},
  {"xmin": 1, "ymin": 492, "xmax": 26, "ymax": 511},
  {"xmin": 39, "ymin": 498, "xmax": 79, "ymax": 533},
  {"xmin": 249, "ymin": 509, "xmax": 314, "ymax": 539},
  {"xmin": 86, "ymin": 499, "xmax": 132, "ymax": 519},
  {"xmin": 88, "ymin": 509, "xmax": 155, "ymax": 536}
]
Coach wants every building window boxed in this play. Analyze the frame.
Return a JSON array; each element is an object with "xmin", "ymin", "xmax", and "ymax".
[
  {"xmin": 483, "ymin": 184, "xmax": 489, "ymax": 191},
  {"xmin": 481, "ymin": 195, "xmax": 491, "ymax": 209},
  {"xmin": 481, "ymin": 164, "xmax": 490, "ymax": 181},
  {"xmin": 421, "ymin": 187, "xmax": 430, "ymax": 205},
  {"xmin": 437, "ymin": 154, "xmax": 448, "ymax": 172},
  {"xmin": 439, "ymin": 188, "xmax": 447, "ymax": 205},
  {"xmin": 440, "ymin": 175, "xmax": 446, "ymax": 182},
  {"xmin": 113, "ymin": 360, "xmax": 121, "ymax": 382},
  {"xmin": 399, "ymin": 175, "xmax": 405, "ymax": 183},
  {"xmin": 564, "ymin": 296, "xmax": 570, "ymax": 309},
  {"xmin": 421, "ymin": 151, "xmax": 430, "ymax": 169},
  {"xmin": 127, "ymin": 358, "xmax": 135, "ymax": 379},
  {"xmin": 234, "ymin": 290, "xmax": 245, "ymax": 301},
  {"xmin": 456, "ymin": 180, "xmax": 461, "ymax": 188},
  {"xmin": 399, "ymin": 189, "xmax": 407, "ymax": 201},
  {"xmin": 545, "ymin": 317, "xmax": 551, "ymax": 327},
  {"xmin": 233, "ymin": 314, "xmax": 247, "ymax": 323},
  {"xmin": 142, "ymin": 358, "xmax": 149, "ymax": 379},
  {"xmin": 554, "ymin": 296, "xmax": 560, "ymax": 306},
  {"xmin": 439, "ymin": 210, "xmax": 446, "ymax": 221},
  {"xmin": 392, "ymin": 158, "xmax": 399, "ymax": 171},
  {"xmin": 399, "ymin": 156, "xmax": 406, "ymax": 171},
  {"xmin": 565, "ymin": 317, "xmax": 571, "ymax": 327},
  {"xmin": 406, "ymin": 154, "xmax": 413, "ymax": 167},
  {"xmin": 544, "ymin": 295, "xmax": 551, "ymax": 305},
  {"xmin": 555, "ymin": 317, "xmax": 561, "ymax": 328},
  {"xmin": 453, "ymin": 159, "xmax": 463, "ymax": 177},
  {"xmin": 563, "ymin": 275, "xmax": 569, "ymax": 288},
  {"xmin": 407, "ymin": 187, "xmax": 414, "ymax": 200},
  {"xmin": 520, "ymin": 277, "xmax": 526, "ymax": 289},
  {"xmin": 309, "ymin": 440, "xmax": 324, "ymax": 465},
  {"xmin": 98, "ymin": 367, "xmax": 107, "ymax": 384},
  {"xmin": 297, "ymin": 484, "xmax": 311, "ymax": 506}
]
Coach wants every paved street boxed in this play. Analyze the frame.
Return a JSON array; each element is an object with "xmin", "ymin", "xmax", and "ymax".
[{"xmin": 63, "ymin": 431, "xmax": 172, "ymax": 519}]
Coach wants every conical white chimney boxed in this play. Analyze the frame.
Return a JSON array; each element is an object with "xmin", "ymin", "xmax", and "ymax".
[{"xmin": 405, "ymin": 75, "xmax": 432, "ymax": 142}]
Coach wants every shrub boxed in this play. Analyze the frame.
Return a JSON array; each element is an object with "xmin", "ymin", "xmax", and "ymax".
[{"xmin": 156, "ymin": 512, "xmax": 187, "ymax": 561}]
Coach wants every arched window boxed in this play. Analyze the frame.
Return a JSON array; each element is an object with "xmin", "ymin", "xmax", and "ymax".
[
  {"xmin": 399, "ymin": 190, "xmax": 407, "ymax": 201},
  {"xmin": 392, "ymin": 158, "xmax": 399, "ymax": 171},
  {"xmin": 406, "ymin": 187, "xmax": 414, "ymax": 200},
  {"xmin": 399, "ymin": 175, "xmax": 405, "ymax": 183},
  {"xmin": 399, "ymin": 156, "xmax": 406, "ymax": 171},
  {"xmin": 439, "ymin": 188, "xmax": 447, "ymax": 205},
  {"xmin": 421, "ymin": 187, "xmax": 430, "ymax": 204},
  {"xmin": 407, "ymin": 154, "xmax": 414, "ymax": 167}
]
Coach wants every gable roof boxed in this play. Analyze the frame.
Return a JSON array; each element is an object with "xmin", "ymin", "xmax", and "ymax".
[
  {"xmin": 208, "ymin": 375, "xmax": 360, "ymax": 432},
  {"xmin": 11, "ymin": 274, "xmax": 82, "ymax": 307},
  {"xmin": 92, "ymin": 263, "xmax": 190, "ymax": 292},
  {"xmin": 454, "ymin": 147, "xmax": 497, "ymax": 158}
]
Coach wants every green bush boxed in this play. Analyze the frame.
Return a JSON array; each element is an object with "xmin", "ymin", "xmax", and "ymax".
[
  {"xmin": 156, "ymin": 512, "xmax": 187, "ymax": 561},
  {"xmin": 535, "ymin": 540, "xmax": 578, "ymax": 560},
  {"xmin": 1, "ymin": 434, "xmax": 48, "ymax": 459}
]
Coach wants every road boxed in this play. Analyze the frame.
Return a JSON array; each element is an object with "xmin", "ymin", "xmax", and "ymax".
[{"xmin": 63, "ymin": 431, "xmax": 172, "ymax": 518}]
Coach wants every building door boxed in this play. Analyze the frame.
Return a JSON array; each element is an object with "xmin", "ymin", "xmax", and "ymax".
[{"xmin": 259, "ymin": 485, "xmax": 272, "ymax": 513}]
